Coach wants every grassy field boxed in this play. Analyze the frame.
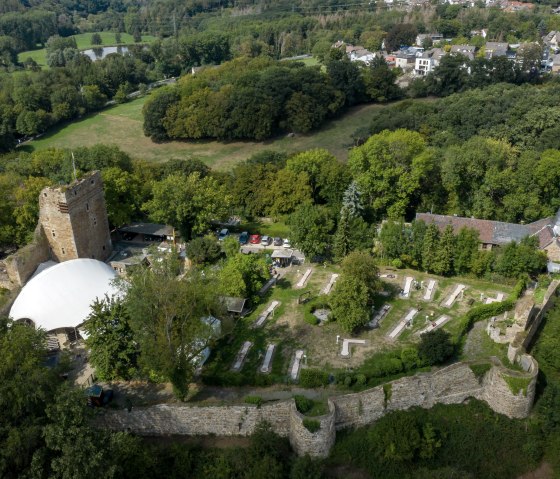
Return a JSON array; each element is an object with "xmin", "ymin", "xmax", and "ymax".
[
  {"xmin": 26, "ymin": 94, "xmax": 393, "ymax": 170},
  {"xmin": 17, "ymin": 32, "xmax": 157, "ymax": 68}
]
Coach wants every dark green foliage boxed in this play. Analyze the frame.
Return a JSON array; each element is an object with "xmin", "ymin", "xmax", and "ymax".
[
  {"xmin": 288, "ymin": 204, "xmax": 335, "ymax": 259},
  {"xmin": 91, "ymin": 32, "xmax": 102, "ymax": 45},
  {"xmin": 290, "ymin": 455, "xmax": 324, "ymax": 479},
  {"xmin": 299, "ymin": 369, "xmax": 329, "ymax": 388},
  {"xmin": 418, "ymin": 330, "xmax": 454, "ymax": 366},
  {"xmin": 146, "ymin": 57, "xmax": 346, "ymax": 141},
  {"xmin": 302, "ymin": 419, "xmax": 321, "ymax": 433},
  {"xmin": 331, "ymin": 401, "xmax": 539, "ymax": 479},
  {"xmin": 185, "ymin": 236, "xmax": 222, "ymax": 265},
  {"xmin": 83, "ymin": 295, "xmax": 138, "ymax": 381}
]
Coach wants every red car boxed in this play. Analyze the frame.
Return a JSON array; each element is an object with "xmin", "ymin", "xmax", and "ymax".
[{"xmin": 249, "ymin": 234, "xmax": 261, "ymax": 244}]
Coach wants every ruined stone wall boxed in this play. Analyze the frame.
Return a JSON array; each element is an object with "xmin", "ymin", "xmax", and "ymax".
[
  {"xmin": 99, "ymin": 360, "xmax": 536, "ymax": 457},
  {"xmin": 522, "ymin": 280, "xmax": 560, "ymax": 350},
  {"xmin": 4, "ymin": 225, "xmax": 50, "ymax": 286},
  {"xmin": 288, "ymin": 400, "xmax": 336, "ymax": 457},
  {"xmin": 39, "ymin": 171, "xmax": 112, "ymax": 262},
  {"xmin": 480, "ymin": 359, "xmax": 538, "ymax": 419}
]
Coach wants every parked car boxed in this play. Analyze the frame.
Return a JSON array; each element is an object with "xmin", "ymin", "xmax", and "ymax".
[
  {"xmin": 283, "ymin": 238, "xmax": 291, "ymax": 248},
  {"xmin": 249, "ymin": 234, "xmax": 261, "ymax": 244},
  {"xmin": 218, "ymin": 228, "xmax": 229, "ymax": 241},
  {"xmin": 273, "ymin": 237, "xmax": 282, "ymax": 246},
  {"xmin": 239, "ymin": 231, "xmax": 249, "ymax": 244},
  {"xmin": 261, "ymin": 235, "xmax": 272, "ymax": 246}
]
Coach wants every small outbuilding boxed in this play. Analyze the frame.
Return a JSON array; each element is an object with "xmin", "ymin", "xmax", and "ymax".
[{"xmin": 271, "ymin": 249, "xmax": 294, "ymax": 267}]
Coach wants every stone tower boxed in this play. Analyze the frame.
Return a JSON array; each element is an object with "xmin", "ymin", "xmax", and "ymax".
[{"xmin": 39, "ymin": 171, "xmax": 112, "ymax": 262}]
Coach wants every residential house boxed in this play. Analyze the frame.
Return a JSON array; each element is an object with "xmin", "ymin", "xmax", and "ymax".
[
  {"xmin": 395, "ymin": 53, "xmax": 416, "ymax": 70},
  {"xmin": 383, "ymin": 53, "xmax": 397, "ymax": 67},
  {"xmin": 415, "ymin": 33, "xmax": 443, "ymax": 47},
  {"xmin": 450, "ymin": 45, "xmax": 477, "ymax": 61},
  {"xmin": 416, "ymin": 212, "xmax": 560, "ymax": 261},
  {"xmin": 543, "ymin": 31, "xmax": 560, "ymax": 51},
  {"xmin": 485, "ymin": 42, "xmax": 509, "ymax": 59},
  {"xmin": 350, "ymin": 47, "xmax": 376, "ymax": 65},
  {"xmin": 504, "ymin": 1, "xmax": 535, "ymax": 12},
  {"xmin": 414, "ymin": 48, "xmax": 446, "ymax": 76}
]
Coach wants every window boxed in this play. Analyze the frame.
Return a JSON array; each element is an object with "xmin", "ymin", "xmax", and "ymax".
[
  {"xmin": 51, "ymin": 230, "xmax": 56, "ymax": 238},
  {"xmin": 93, "ymin": 217, "xmax": 97, "ymax": 226},
  {"xmin": 86, "ymin": 202, "xmax": 89, "ymax": 211},
  {"xmin": 61, "ymin": 247, "xmax": 65, "ymax": 255},
  {"xmin": 43, "ymin": 192, "xmax": 47, "ymax": 197},
  {"xmin": 91, "ymin": 180, "xmax": 95, "ymax": 185},
  {"xmin": 102, "ymin": 245, "xmax": 106, "ymax": 251}
]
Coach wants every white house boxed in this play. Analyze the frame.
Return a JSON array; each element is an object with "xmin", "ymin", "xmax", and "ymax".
[{"xmin": 414, "ymin": 48, "xmax": 446, "ymax": 75}]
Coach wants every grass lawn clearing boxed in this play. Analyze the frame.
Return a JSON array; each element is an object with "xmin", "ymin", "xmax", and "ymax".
[
  {"xmin": 17, "ymin": 32, "xmax": 157, "ymax": 68},
  {"xmin": 25, "ymin": 95, "xmax": 423, "ymax": 170}
]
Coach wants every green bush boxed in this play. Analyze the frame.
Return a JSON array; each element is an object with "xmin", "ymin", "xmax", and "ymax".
[
  {"xmin": 294, "ymin": 395, "xmax": 314, "ymax": 414},
  {"xmin": 299, "ymin": 368, "xmax": 329, "ymax": 388},
  {"xmin": 383, "ymin": 383, "xmax": 392, "ymax": 407},
  {"xmin": 302, "ymin": 418, "xmax": 321, "ymax": 433},
  {"xmin": 244, "ymin": 395, "xmax": 263, "ymax": 407},
  {"xmin": 503, "ymin": 375, "xmax": 532, "ymax": 396}
]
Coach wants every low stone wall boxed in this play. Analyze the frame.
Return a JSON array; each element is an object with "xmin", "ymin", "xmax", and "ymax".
[
  {"xmin": 99, "ymin": 359, "xmax": 538, "ymax": 458},
  {"xmin": 4, "ymin": 226, "xmax": 50, "ymax": 286}
]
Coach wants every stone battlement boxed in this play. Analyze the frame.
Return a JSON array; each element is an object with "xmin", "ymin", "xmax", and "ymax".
[{"xmin": 98, "ymin": 359, "xmax": 537, "ymax": 458}]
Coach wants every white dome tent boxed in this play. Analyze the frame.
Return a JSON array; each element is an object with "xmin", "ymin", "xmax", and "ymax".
[{"xmin": 9, "ymin": 259, "xmax": 119, "ymax": 333}]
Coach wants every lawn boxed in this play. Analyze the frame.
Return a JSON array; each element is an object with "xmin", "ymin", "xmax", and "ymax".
[
  {"xmin": 200, "ymin": 263, "xmax": 515, "ymax": 388},
  {"xmin": 26, "ymin": 94, "xmax": 399, "ymax": 170},
  {"xmin": 17, "ymin": 32, "xmax": 157, "ymax": 68}
]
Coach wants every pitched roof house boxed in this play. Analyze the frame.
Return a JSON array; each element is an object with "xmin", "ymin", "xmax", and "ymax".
[{"xmin": 415, "ymin": 212, "xmax": 560, "ymax": 261}]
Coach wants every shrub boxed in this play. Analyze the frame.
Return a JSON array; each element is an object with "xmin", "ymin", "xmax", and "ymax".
[
  {"xmin": 299, "ymin": 368, "xmax": 329, "ymax": 388},
  {"xmin": 383, "ymin": 383, "xmax": 392, "ymax": 407},
  {"xmin": 355, "ymin": 374, "xmax": 367, "ymax": 386},
  {"xmin": 294, "ymin": 395, "xmax": 314, "ymax": 414},
  {"xmin": 418, "ymin": 329, "xmax": 454, "ymax": 366},
  {"xmin": 244, "ymin": 395, "xmax": 263, "ymax": 407},
  {"xmin": 392, "ymin": 258, "xmax": 403, "ymax": 268},
  {"xmin": 302, "ymin": 418, "xmax": 321, "ymax": 433}
]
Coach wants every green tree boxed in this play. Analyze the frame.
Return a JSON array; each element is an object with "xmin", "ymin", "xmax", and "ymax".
[
  {"xmin": 219, "ymin": 253, "xmax": 270, "ymax": 303},
  {"xmin": 454, "ymin": 227, "xmax": 479, "ymax": 275},
  {"xmin": 268, "ymin": 169, "xmax": 312, "ymax": 216},
  {"xmin": 101, "ymin": 167, "xmax": 141, "ymax": 227},
  {"xmin": 362, "ymin": 56, "xmax": 401, "ymax": 103},
  {"xmin": 82, "ymin": 85, "xmax": 108, "ymax": 112},
  {"xmin": 142, "ymin": 87, "xmax": 180, "ymax": 141},
  {"xmin": 185, "ymin": 236, "xmax": 222, "ymax": 265},
  {"xmin": 288, "ymin": 204, "xmax": 335, "ymax": 259},
  {"xmin": 494, "ymin": 237, "xmax": 547, "ymax": 278},
  {"xmin": 121, "ymin": 255, "xmax": 223, "ymax": 399},
  {"xmin": 422, "ymin": 224, "xmax": 440, "ymax": 273},
  {"xmin": 384, "ymin": 23, "xmax": 418, "ymax": 52},
  {"xmin": 341, "ymin": 250, "xmax": 381, "ymax": 297},
  {"xmin": 378, "ymin": 220, "xmax": 406, "ymax": 260},
  {"xmin": 342, "ymin": 181, "xmax": 364, "ymax": 217},
  {"xmin": 348, "ymin": 129, "xmax": 430, "ymax": 219},
  {"xmin": 433, "ymin": 225, "xmax": 455, "ymax": 276},
  {"xmin": 371, "ymin": 411, "xmax": 422, "ymax": 462},
  {"xmin": 91, "ymin": 33, "xmax": 103, "ymax": 45},
  {"xmin": 13, "ymin": 176, "xmax": 51, "ymax": 245},
  {"xmin": 418, "ymin": 329, "xmax": 454, "ymax": 365},
  {"xmin": 144, "ymin": 172, "xmax": 231, "ymax": 239},
  {"xmin": 83, "ymin": 296, "xmax": 138, "ymax": 381},
  {"xmin": 330, "ymin": 276, "xmax": 371, "ymax": 333}
]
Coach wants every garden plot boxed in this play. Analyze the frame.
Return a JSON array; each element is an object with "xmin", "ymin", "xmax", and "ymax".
[
  {"xmin": 423, "ymin": 279, "xmax": 437, "ymax": 301},
  {"xmin": 254, "ymin": 300, "xmax": 280, "ymax": 327},
  {"xmin": 388, "ymin": 308, "xmax": 418, "ymax": 339},
  {"xmin": 232, "ymin": 341, "xmax": 252, "ymax": 371},
  {"xmin": 443, "ymin": 284, "xmax": 466, "ymax": 307}
]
